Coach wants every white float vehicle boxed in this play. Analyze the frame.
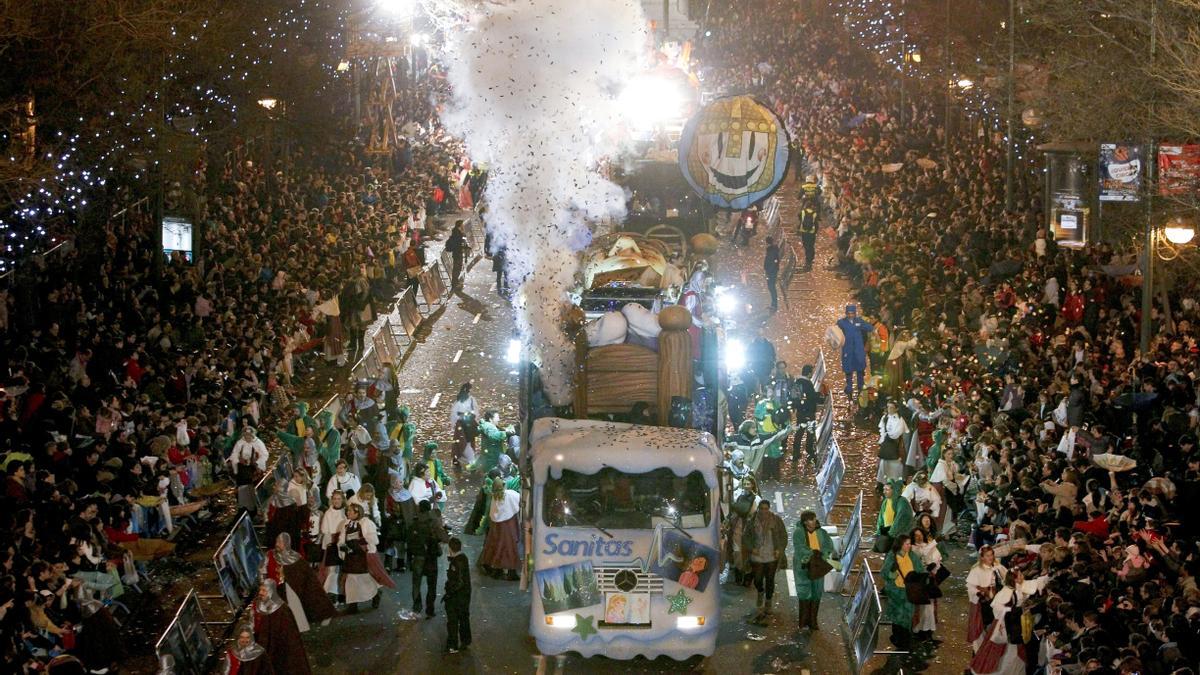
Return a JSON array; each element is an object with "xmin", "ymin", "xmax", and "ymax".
[{"xmin": 527, "ymin": 417, "xmax": 722, "ymax": 660}]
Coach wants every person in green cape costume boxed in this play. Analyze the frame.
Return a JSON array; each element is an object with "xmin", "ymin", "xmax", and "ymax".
[
  {"xmin": 471, "ymin": 410, "xmax": 510, "ymax": 474},
  {"xmin": 874, "ymin": 477, "xmax": 914, "ymax": 552},
  {"xmin": 880, "ymin": 533, "xmax": 923, "ymax": 649},
  {"xmin": 314, "ymin": 409, "xmax": 341, "ymax": 499},
  {"xmin": 754, "ymin": 398, "xmax": 788, "ymax": 481},
  {"xmin": 421, "ymin": 441, "xmax": 450, "ymax": 494},
  {"xmin": 388, "ymin": 406, "xmax": 416, "ymax": 460},
  {"xmin": 276, "ymin": 402, "xmax": 318, "ymax": 463},
  {"xmin": 792, "ymin": 510, "xmax": 838, "ymax": 631}
]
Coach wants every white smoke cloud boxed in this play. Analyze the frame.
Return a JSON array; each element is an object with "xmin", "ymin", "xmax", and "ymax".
[{"xmin": 441, "ymin": 0, "xmax": 649, "ymax": 406}]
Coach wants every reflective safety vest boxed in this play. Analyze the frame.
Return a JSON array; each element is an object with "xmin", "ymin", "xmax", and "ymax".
[
  {"xmin": 800, "ymin": 181, "xmax": 820, "ymax": 200},
  {"xmin": 798, "ymin": 208, "xmax": 818, "ymax": 234}
]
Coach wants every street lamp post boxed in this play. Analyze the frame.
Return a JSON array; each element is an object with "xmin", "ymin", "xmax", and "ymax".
[
  {"xmin": 1142, "ymin": 215, "xmax": 1196, "ymax": 354},
  {"xmin": 943, "ymin": 0, "xmax": 952, "ymax": 156},
  {"xmin": 1140, "ymin": 0, "xmax": 1160, "ymax": 356},
  {"xmin": 1004, "ymin": 0, "xmax": 1015, "ymax": 212}
]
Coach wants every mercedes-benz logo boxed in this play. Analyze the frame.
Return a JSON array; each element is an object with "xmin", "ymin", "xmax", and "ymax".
[{"xmin": 614, "ymin": 569, "xmax": 638, "ymax": 592}]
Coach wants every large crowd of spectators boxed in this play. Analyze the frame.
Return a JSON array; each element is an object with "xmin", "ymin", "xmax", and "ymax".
[
  {"xmin": 0, "ymin": 70, "xmax": 471, "ymax": 672},
  {"xmin": 703, "ymin": 2, "xmax": 1198, "ymax": 673}
]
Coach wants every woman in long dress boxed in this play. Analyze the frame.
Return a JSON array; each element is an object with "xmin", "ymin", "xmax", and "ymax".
[
  {"xmin": 264, "ymin": 533, "xmax": 337, "ymax": 632},
  {"xmin": 348, "ymin": 483, "xmax": 396, "ymax": 589},
  {"xmin": 480, "ymin": 480, "xmax": 521, "ymax": 580},
  {"xmin": 337, "ymin": 502, "xmax": 382, "ymax": 611},
  {"xmin": 318, "ymin": 490, "xmax": 347, "ymax": 600},
  {"xmin": 876, "ymin": 400, "xmax": 910, "ymax": 489},
  {"xmin": 968, "ymin": 569, "xmax": 1049, "ymax": 675},
  {"xmin": 909, "ymin": 527, "xmax": 942, "ymax": 640},
  {"xmin": 965, "ymin": 545, "xmax": 1006, "ymax": 649}
]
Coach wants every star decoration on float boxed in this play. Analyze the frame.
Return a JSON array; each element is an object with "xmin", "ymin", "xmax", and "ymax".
[
  {"xmin": 667, "ymin": 588, "xmax": 693, "ymax": 615},
  {"xmin": 571, "ymin": 613, "xmax": 598, "ymax": 641}
]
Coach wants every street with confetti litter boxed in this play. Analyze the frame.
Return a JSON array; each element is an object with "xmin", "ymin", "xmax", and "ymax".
[{"xmin": 4, "ymin": 1, "xmax": 1198, "ymax": 675}]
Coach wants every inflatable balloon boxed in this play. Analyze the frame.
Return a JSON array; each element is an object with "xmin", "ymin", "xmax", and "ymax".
[
  {"xmin": 678, "ymin": 95, "xmax": 790, "ymax": 210},
  {"xmin": 824, "ymin": 324, "xmax": 845, "ymax": 351}
]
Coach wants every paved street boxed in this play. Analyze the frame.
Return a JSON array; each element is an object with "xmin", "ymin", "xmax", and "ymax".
[{"xmin": 300, "ymin": 183, "xmax": 973, "ymax": 674}]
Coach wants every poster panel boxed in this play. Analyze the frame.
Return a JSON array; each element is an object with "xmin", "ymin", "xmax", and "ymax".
[{"xmin": 1098, "ymin": 143, "xmax": 1142, "ymax": 202}]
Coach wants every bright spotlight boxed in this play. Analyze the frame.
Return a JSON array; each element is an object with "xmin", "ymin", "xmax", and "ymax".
[
  {"xmin": 956, "ymin": 79, "xmax": 975, "ymax": 90},
  {"xmin": 257, "ymin": 98, "xmax": 278, "ymax": 111},
  {"xmin": 336, "ymin": 61, "xmax": 351, "ymax": 72},
  {"xmin": 620, "ymin": 74, "xmax": 685, "ymax": 130},
  {"xmin": 714, "ymin": 287, "xmax": 736, "ymax": 315},
  {"xmin": 726, "ymin": 338, "xmax": 746, "ymax": 373},
  {"xmin": 506, "ymin": 339, "xmax": 522, "ymax": 364}
]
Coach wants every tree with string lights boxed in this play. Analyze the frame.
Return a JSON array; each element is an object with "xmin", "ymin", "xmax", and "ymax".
[{"xmin": 0, "ymin": 0, "xmax": 349, "ymax": 274}]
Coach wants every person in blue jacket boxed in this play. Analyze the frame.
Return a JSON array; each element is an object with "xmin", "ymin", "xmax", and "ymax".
[{"xmin": 836, "ymin": 304, "xmax": 874, "ymax": 401}]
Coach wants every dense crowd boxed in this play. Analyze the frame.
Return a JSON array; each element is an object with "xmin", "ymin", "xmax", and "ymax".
[
  {"xmin": 5, "ymin": 2, "xmax": 1199, "ymax": 673},
  {"xmin": 0, "ymin": 70, "xmax": 472, "ymax": 672},
  {"xmin": 703, "ymin": 2, "xmax": 1199, "ymax": 674}
]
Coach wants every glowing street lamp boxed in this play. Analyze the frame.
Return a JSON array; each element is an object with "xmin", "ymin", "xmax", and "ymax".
[
  {"xmin": 1163, "ymin": 217, "xmax": 1196, "ymax": 245},
  {"xmin": 257, "ymin": 98, "xmax": 278, "ymax": 111},
  {"xmin": 956, "ymin": 79, "xmax": 975, "ymax": 90}
]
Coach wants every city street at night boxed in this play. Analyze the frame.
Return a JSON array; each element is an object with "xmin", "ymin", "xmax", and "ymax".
[{"xmin": 3, "ymin": 1, "xmax": 1199, "ymax": 675}]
